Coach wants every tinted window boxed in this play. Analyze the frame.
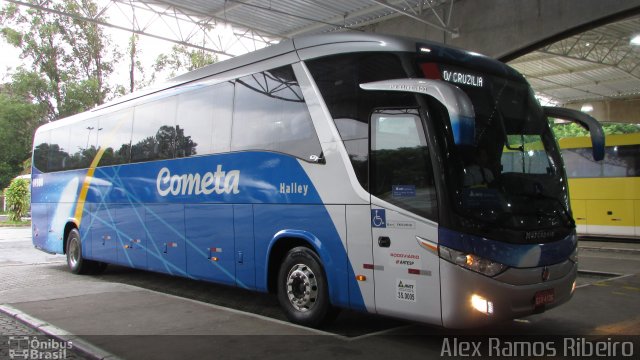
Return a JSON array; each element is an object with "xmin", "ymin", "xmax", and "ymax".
[
  {"xmin": 176, "ymin": 82, "xmax": 233, "ymax": 157},
  {"xmin": 371, "ymin": 108, "xmax": 437, "ymax": 220},
  {"xmin": 232, "ymin": 66, "xmax": 322, "ymax": 161},
  {"xmin": 67, "ymin": 118, "xmax": 100, "ymax": 169},
  {"xmin": 97, "ymin": 109, "xmax": 133, "ymax": 166},
  {"xmin": 131, "ymin": 96, "xmax": 177, "ymax": 162},
  {"xmin": 33, "ymin": 130, "xmax": 50, "ymax": 172},
  {"xmin": 48, "ymin": 127, "xmax": 70, "ymax": 172},
  {"xmin": 306, "ymin": 53, "xmax": 411, "ymax": 189}
]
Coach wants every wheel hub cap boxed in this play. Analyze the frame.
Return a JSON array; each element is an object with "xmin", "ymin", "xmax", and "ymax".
[
  {"xmin": 68, "ymin": 239, "xmax": 79, "ymax": 268},
  {"xmin": 286, "ymin": 264, "xmax": 318, "ymax": 312}
]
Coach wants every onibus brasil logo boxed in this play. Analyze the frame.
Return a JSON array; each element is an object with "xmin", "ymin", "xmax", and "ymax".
[{"xmin": 7, "ymin": 336, "xmax": 73, "ymax": 359}]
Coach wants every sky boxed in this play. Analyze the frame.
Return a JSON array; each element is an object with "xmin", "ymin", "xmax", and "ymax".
[{"xmin": 0, "ymin": 0, "xmax": 270, "ymax": 95}]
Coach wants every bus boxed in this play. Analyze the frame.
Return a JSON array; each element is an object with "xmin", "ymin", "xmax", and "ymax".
[
  {"xmin": 30, "ymin": 33, "xmax": 604, "ymax": 328},
  {"xmin": 559, "ymin": 132, "xmax": 640, "ymax": 239}
]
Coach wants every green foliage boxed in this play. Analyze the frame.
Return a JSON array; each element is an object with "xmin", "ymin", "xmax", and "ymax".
[
  {"xmin": 601, "ymin": 123, "xmax": 640, "ymax": 135},
  {"xmin": 59, "ymin": 77, "xmax": 101, "ymax": 116},
  {"xmin": 0, "ymin": 0, "xmax": 116, "ymax": 119},
  {"xmin": 549, "ymin": 121, "xmax": 640, "ymax": 139},
  {"xmin": 549, "ymin": 122, "xmax": 589, "ymax": 139},
  {"xmin": 5, "ymin": 178, "xmax": 30, "ymax": 222},
  {"xmin": 0, "ymin": 91, "xmax": 44, "ymax": 188},
  {"xmin": 154, "ymin": 45, "xmax": 217, "ymax": 79},
  {"xmin": 0, "ymin": 0, "xmax": 117, "ymax": 188}
]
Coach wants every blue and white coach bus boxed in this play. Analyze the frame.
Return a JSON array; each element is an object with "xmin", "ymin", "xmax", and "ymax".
[{"xmin": 31, "ymin": 33, "xmax": 604, "ymax": 328}]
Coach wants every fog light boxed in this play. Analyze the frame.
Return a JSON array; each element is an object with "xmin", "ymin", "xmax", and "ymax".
[{"xmin": 471, "ymin": 294, "xmax": 493, "ymax": 315}]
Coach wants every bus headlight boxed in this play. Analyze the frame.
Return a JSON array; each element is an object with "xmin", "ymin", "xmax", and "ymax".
[
  {"xmin": 471, "ymin": 294, "xmax": 494, "ymax": 315},
  {"xmin": 440, "ymin": 245, "xmax": 507, "ymax": 277}
]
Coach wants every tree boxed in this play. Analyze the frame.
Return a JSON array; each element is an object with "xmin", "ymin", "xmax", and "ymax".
[
  {"xmin": 0, "ymin": 0, "xmax": 117, "ymax": 187},
  {"xmin": 122, "ymin": 34, "xmax": 154, "ymax": 94},
  {"xmin": 549, "ymin": 121, "xmax": 640, "ymax": 139},
  {"xmin": 0, "ymin": 0, "xmax": 117, "ymax": 119},
  {"xmin": 0, "ymin": 90, "xmax": 44, "ymax": 188},
  {"xmin": 153, "ymin": 45, "xmax": 217, "ymax": 79},
  {"xmin": 5, "ymin": 177, "xmax": 30, "ymax": 222}
]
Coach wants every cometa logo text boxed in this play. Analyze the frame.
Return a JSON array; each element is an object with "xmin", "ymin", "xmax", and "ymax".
[{"xmin": 156, "ymin": 166, "xmax": 240, "ymax": 196}]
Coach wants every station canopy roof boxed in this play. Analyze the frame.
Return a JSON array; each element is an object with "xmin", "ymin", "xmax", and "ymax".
[
  {"xmin": 141, "ymin": 1, "xmax": 640, "ymax": 105},
  {"xmin": 508, "ymin": 15, "xmax": 640, "ymax": 105},
  {"xmin": 9, "ymin": 0, "xmax": 640, "ymax": 105}
]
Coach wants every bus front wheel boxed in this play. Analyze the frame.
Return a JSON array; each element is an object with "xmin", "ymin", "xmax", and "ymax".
[{"xmin": 277, "ymin": 246, "xmax": 334, "ymax": 328}]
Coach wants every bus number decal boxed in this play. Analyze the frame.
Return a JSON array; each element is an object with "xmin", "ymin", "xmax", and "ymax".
[
  {"xmin": 396, "ymin": 278, "xmax": 416, "ymax": 302},
  {"xmin": 32, "ymin": 177, "xmax": 44, "ymax": 188}
]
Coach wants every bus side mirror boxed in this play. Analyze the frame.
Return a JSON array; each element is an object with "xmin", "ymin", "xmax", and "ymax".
[{"xmin": 543, "ymin": 106, "xmax": 605, "ymax": 161}]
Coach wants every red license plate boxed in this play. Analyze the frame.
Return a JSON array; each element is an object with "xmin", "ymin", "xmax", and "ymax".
[{"xmin": 534, "ymin": 289, "xmax": 555, "ymax": 306}]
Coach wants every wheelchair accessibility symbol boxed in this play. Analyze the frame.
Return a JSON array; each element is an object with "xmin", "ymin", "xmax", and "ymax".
[{"xmin": 371, "ymin": 209, "xmax": 386, "ymax": 228}]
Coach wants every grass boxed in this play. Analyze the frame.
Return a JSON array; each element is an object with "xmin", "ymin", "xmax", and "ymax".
[{"xmin": 0, "ymin": 219, "xmax": 31, "ymax": 227}]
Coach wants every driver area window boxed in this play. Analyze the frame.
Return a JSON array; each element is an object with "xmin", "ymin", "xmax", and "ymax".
[{"xmin": 371, "ymin": 108, "xmax": 437, "ymax": 220}]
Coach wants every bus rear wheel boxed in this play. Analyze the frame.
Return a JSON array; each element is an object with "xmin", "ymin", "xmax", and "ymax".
[
  {"xmin": 277, "ymin": 246, "xmax": 334, "ymax": 328},
  {"xmin": 66, "ymin": 228, "xmax": 105, "ymax": 275}
]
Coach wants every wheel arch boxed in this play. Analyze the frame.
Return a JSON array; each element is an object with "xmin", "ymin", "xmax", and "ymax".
[
  {"xmin": 265, "ymin": 230, "xmax": 335, "ymax": 296},
  {"xmin": 62, "ymin": 219, "xmax": 79, "ymax": 255}
]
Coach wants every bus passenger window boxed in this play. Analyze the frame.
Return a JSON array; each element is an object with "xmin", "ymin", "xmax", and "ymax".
[
  {"xmin": 33, "ymin": 130, "xmax": 50, "ymax": 173},
  {"xmin": 176, "ymin": 82, "xmax": 233, "ymax": 157},
  {"xmin": 131, "ymin": 96, "xmax": 178, "ymax": 163},
  {"xmin": 48, "ymin": 127, "xmax": 70, "ymax": 172},
  {"xmin": 231, "ymin": 66, "xmax": 322, "ymax": 162},
  {"xmin": 97, "ymin": 109, "xmax": 133, "ymax": 166},
  {"xmin": 67, "ymin": 118, "xmax": 99, "ymax": 170}
]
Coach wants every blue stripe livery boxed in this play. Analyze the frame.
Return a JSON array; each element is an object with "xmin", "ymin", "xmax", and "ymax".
[{"xmin": 31, "ymin": 151, "xmax": 365, "ymax": 311}]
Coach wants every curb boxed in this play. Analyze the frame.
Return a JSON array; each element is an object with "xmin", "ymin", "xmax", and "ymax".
[
  {"xmin": 0, "ymin": 304, "xmax": 122, "ymax": 360},
  {"xmin": 576, "ymin": 269, "xmax": 623, "ymax": 277},
  {"xmin": 579, "ymin": 245, "xmax": 640, "ymax": 254}
]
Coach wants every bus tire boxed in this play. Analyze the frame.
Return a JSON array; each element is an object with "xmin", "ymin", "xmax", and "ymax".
[
  {"xmin": 277, "ymin": 246, "xmax": 333, "ymax": 328},
  {"xmin": 66, "ymin": 228, "xmax": 95, "ymax": 275}
]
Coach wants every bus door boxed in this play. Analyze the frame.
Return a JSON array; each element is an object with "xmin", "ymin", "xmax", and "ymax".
[{"xmin": 369, "ymin": 108, "xmax": 442, "ymax": 324}]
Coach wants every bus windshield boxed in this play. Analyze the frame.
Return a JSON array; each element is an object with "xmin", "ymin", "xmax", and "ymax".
[{"xmin": 420, "ymin": 62, "xmax": 572, "ymax": 235}]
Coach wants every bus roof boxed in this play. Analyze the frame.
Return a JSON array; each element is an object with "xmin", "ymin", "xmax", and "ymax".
[{"xmin": 36, "ymin": 32, "xmax": 522, "ymax": 133}]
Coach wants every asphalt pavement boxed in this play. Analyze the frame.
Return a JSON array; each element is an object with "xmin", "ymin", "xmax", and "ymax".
[{"xmin": 1, "ymin": 227, "xmax": 639, "ymax": 359}]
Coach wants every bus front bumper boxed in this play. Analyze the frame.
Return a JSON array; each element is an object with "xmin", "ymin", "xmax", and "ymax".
[{"xmin": 439, "ymin": 258, "xmax": 577, "ymax": 328}]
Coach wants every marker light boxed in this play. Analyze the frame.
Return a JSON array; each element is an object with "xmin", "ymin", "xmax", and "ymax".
[
  {"xmin": 571, "ymin": 280, "xmax": 577, "ymax": 294},
  {"xmin": 471, "ymin": 294, "xmax": 494, "ymax": 315},
  {"xmin": 356, "ymin": 275, "xmax": 367, "ymax": 282},
  {"xmin": 440, "ymin": 245, "xmax": 508, "ymax": 277},
  {"xmin": 569, "ymin": 246, "xmax": 578, "ymax": 263}
]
